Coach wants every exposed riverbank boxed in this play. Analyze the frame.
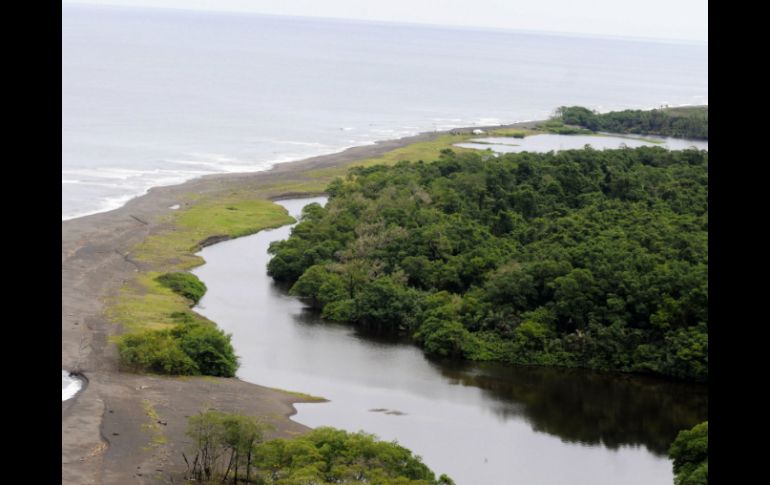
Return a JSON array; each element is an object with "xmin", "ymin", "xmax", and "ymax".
[{"xmin": 61, "ymin": 121, "xmax": 541, "ymax": 484}]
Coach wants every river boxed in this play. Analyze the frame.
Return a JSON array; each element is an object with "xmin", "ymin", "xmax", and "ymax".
[{"xmin": 192, "ymin": 196, "xmax": 707, "ymax": 485}]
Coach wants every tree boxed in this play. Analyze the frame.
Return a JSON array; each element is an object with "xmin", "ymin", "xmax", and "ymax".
[{"xmin": 668, "ymin": 421, "xmax": 708, "ymax": 484}]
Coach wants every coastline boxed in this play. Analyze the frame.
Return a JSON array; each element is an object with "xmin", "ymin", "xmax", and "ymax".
[
  {"xmin": 62, "ymin": 103, "xmax": 707, "ymax": 223},
  {"xmin": 61, "ymin": 120, "xmax": 539, "ymax": 484}
]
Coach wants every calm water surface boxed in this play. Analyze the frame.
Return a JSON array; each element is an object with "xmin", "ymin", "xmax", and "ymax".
[
  {"xmin": 456, "ymin": 133, "xmax": 708, "ymax": 153},
  {"xmin": 192, "ymin": 197, "xmax": 707, "ymax": 485}
]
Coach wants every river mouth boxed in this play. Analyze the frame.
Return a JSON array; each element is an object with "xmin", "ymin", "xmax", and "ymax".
[{"xmin": 192, "ymin": 196, "xmax": 707, "ymax": 485}]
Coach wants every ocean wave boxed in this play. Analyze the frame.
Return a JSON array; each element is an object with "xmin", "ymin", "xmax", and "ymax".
[
  {"xmin": 62, "ymin": 193, "xmax": 139, "ymax": 221},
  {"xmin": 62, "ymin": 370, "xmax": 83, "ymax": 401}
]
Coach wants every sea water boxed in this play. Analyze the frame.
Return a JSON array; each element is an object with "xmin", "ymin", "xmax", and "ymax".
[
  {"xmin": 62, "ymin": 370, "xmax": 83, "ymax": 401},
  {"xmin": 62, "ymin": 4, "xmax": 707, "ymax": 220}
]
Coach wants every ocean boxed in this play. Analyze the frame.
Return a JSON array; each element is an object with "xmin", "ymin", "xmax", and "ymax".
[{"xmin": 62, "ymin": 4, "xmax": 708, "ymax": 220}]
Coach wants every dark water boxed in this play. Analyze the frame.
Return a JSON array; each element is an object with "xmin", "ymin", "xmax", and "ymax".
[{"xmin": 192, "ymin": 197, "xmax": 707, "ymax": 485}]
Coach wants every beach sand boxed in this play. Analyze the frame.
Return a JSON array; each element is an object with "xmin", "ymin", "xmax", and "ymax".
[{"xmin": 61, "ymin": 121, "xmax": 537, "ymax": 484}]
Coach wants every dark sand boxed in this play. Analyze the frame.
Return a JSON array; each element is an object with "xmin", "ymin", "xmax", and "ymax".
[{"xmin": 61, "ymin": 122, "xmax": 537, "ymax": 484}]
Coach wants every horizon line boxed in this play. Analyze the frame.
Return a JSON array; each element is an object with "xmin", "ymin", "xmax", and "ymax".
[{"xmin": 63, "ymin": 1, "xmax": 708, "ymax": 46}]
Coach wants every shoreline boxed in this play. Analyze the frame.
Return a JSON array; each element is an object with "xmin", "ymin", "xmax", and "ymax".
[
  {"xmin": 61, "ymin": 121, "xmax": 538, "ymax": 223},
  {"xmin": 61, "ymin": 119, "xmax": 540, "ymax": 484},
  {"xmin": 62, "ymin": 102, "xmax": 707, "ymax": 223}
]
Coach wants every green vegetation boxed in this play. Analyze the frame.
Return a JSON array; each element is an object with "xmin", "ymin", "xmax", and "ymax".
[
  {"xmin": 184, "ymin": 410, "xmax": 453, "ymax": 484},
  {"xmin": 669, "ymin": 421, "xmax": 708, "ymax": 484},
  {"xmin": 536, "ymin": 119, "xmax": 594, "ymax": 135},
  {"xmin": 117, "ymin": 315, "xmax": 238, "ymax": 377},
  {"xmin": 556, "ymin": 106, "xmax": 708, "ymax": 140},
  {"xmin": 268, "ymin": 146, "xmax": 708, "ymax": 382},
  {"xmin": 135, "ymin": 198, "xmax": 296, "ymax": 269},
  {"xmin": 108, "ymin": 198, "xmax": 295, "ymax": 376},
  {"xmin": 141, "ymin": 399, "xmax": 168, "ymax": 450},
  {"xmin": 156, "ymin": 272, "xmax": 207, "ymax": 304},
  {"xmin": 305, "ymin": 133, "xmax": 480, "ymax": 181}
]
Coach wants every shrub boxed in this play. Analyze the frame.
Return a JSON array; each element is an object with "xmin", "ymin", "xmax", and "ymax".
[
  {"xmin": 184, "ymin": 412, "xmax": 453, "ymax": 484},
  {"xmin": 117, "ymin": 329, "xmax": 198, "ymax": 375},
  {"xmin": 118, "ymin": 321, "xmax": 238, "ymax": 377},
  {"xmin": 173, "ymin": 322, "xmax": 239, "ymax": 377},
  {"xmin": 155, "ymin": 272, "xmax": 207, "ymax": 304},
  {"xmin": 669, "ymin": 421, "xmax": 708, "ymax": 485}
]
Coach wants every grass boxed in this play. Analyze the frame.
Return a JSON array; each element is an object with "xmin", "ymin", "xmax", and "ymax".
[
  {"xmin": 305, "ymin": 133, "xmax": 480, "ymax": 180},
  {"xmin": 107, "ymin": 272, "xmax": 193, "ymax": 333},
  {"xmin": 107, "ymin": 198, "xmax": 295, "ymax": 339},
  {"xmin": 266, "ymin": 387, "xmax": 328, "ymax": 403},
  {"xmin": 133, "ymin": 198, "xmax": 296, "ymax": 270},
  {"xmin": 140, "ymin": 399, "xmax": 167, "ymax": 451},
  {"xmin": 487, "ymin": 127, "xmax": 540, "ymax": 138}
]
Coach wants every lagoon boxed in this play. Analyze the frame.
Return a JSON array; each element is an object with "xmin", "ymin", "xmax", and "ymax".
[{"xmin": 455, "ymin": 133, "xmax": 708, "ymax": 154}]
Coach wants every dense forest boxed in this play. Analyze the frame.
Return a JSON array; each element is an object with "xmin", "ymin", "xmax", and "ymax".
[
  {"xmin": 557, "ymin": 106, "xmax": 708, "ymax": 140},
  {"xmin": 268, "ymin": 146, "xmax": 708, "ymax": 382}
]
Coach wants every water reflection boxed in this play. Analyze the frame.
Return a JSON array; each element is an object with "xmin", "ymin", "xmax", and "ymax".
[
  {"xmin": 433, "ymin": 360, "xmax": 707, "ymax": 455},
  {"xmin": 194, "ymin": 197, "xmax": 708, "ymax": 485},
  {"xmin": 290, "ymin": 308, "xmax": 707, "ymax": 456}
]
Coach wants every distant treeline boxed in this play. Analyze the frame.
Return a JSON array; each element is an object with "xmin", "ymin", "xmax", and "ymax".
[
  {"xmin": 557, "ymin": 106, "xmax": 708, "ymax": 140},
  {"xmin": 268, "ymin": 147, "xmax": 708, "ymax": 383}
]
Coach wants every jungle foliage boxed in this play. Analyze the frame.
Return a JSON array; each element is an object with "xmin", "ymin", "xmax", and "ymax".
[
  {"xmin": 669, "ymin": 421, "xmax": 708, "ymax": 484},
  {"xmin": 268, "ymin": 147, "xmax": 708, "ymax": 382}
]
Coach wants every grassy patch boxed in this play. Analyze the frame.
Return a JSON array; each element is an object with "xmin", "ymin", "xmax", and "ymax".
[
  {"xmin": 536, "ymin": 120, "xmax": 594, "ymax": 135},
  {"xmin": 140, "ymin": 399, "xmax": 166, "ymax": 451},
  {"xmin": 133, "ymin": 198, "xmax": 295, "ymax": 270},
  {"xmin": 488, "ymin": 127, "xmax": 540, "ymax": 138},
  {"xmin": 267, "ymin": 386, "xmax": 328, "ymax": 402},
  {"xmin": 107, "ymin": 197, "xmax": 296, "ymax": 376},
  {"xmin": 305, "ymin": 133, "xmax": 479, "ymax": 180},
  {"xmin": 108, "ymin": 272, "xmax": 193, "ymax": 333},
  {"xmin": 109, "ymin": 198, "xmax": 293, "ymax": 331}
]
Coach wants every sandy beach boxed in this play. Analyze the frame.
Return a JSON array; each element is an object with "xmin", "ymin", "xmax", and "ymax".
[{"xmin": 61, "ymin": 122, "xmax": 539, "ymax": 484}]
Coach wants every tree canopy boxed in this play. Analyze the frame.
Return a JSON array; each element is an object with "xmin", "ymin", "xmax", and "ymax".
[
  {"xmin": 556, "ymin": 106, "xmax": 708, "ymax": 140},
  {"xmin": 185, "ymin": 410, "xmax": 454, "ymax": 485},
  {"xmin": 268, "ymin": 146, "xmax": 708, "ymax": 382},
  {"xmin": 668, "ymin": 421, "xmax": 708, "ymax": 484}
]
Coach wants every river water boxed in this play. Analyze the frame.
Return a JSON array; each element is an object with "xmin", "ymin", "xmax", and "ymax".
[{"xmin": 192, "ymin": 196, "xmax": 707, "ymax": 485}]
